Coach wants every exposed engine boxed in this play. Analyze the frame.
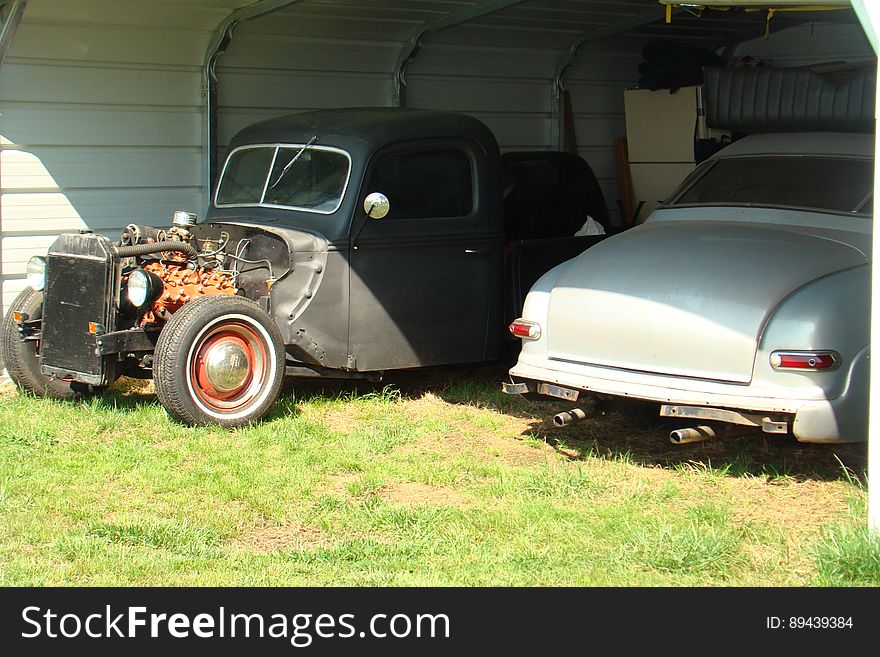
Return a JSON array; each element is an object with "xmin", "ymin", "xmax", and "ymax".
[
  {"xmin": 117, "ymin": 210, "xmax": 273, "ymax": 327},
  {"xmin": 139, "ymin": 261, "xmax": 236, "ymax": 324}
]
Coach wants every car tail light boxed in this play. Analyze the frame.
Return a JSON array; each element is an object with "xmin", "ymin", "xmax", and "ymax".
[
  {"xmin": 770, "ymin": 351, "xmax": 839, "ymax": 371},
  {"xmin": 509, "ymin": 319, "xmax": 541, "ymax": 340}
]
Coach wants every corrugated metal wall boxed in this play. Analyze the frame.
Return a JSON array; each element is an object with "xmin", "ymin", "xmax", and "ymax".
[
  {"xmin": 1, "ymin": 0, "xmax": 871, "ymax": 321},
  {"xmin": 216, "ymin": 2, "xmax": 650, "ymax": 224},
  {"xmin": 215, "ymin": 2, "xmax": 407, "ymax": 150},
  {"xmin": 0, "ymin": 0, "xmax": 239, "ymax": 313}
]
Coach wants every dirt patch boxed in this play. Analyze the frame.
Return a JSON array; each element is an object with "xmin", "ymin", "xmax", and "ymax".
[
  {"xmin": 114, "ymin": 377, "xmax": 155, "ymax": 395},
  {"xmin": 725, "ymin": 479, "xmax": 850, "ymax": 536},
  {"xmin": 303, "ymin": 407, "xmax": 361, "ymax": 434},
  {"xmin": 232, "ymin": 524, "xmax": 329, "ymax": 554},
  {"xmin": 380, "ymin": 482, "xmax": 472, "ymax": 508},
  {"xmin": 398, "ymin": 430, "xmax": 554, "ymax": 468},
  {"xmin": 319, "ymin": 470, "xmax": 474, "ymax": 508},
  {"xmin": 397, "ymin": 393, "xmax": 557, "ymax": 466}
]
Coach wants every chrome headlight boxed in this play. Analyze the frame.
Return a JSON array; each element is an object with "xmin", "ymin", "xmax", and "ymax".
[
  {"xmin": 127, "ymin": 269, "xmax": 163, "ymax": 309},
  {"xmin": 26, "ymin": 256, "xmax": 47, "ymax": 292}
]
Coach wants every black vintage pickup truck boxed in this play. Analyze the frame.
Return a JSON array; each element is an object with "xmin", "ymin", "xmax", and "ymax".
[{"xmin": 2, "ymin": 108, "xmax": 610, "ymax": 426}]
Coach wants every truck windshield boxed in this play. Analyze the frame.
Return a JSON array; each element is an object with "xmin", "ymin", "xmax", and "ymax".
[
  {"xmin": 215, "ymin": 144, "xmax": 351, "ymax": 214},
  {"xmin": 671, "ymin": 156, "xmax": 874, "ymax": 216}
]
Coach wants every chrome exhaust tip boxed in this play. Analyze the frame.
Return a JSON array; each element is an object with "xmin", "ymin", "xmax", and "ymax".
[
  {"xmin": 553, "ymin": 408, "xmax": 588, "ymax": 427},
  {"xmin": 669, "ymin": 425, "xmax": 718, "ymax": 445}
]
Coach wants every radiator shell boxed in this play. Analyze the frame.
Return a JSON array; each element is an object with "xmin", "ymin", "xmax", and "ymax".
[{"xmin": 40, "ymin": 233, "xmax": 119, "ymax": 386}]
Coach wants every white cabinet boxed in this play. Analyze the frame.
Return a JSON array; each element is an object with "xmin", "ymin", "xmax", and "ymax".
[{"xmin": 624, "ymin": 85, "xmax": 705, "ymax": 221}]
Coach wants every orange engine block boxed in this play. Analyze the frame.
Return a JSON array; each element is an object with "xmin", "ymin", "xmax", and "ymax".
[{"xmin": 140, "ymin": 261, "xmax": 236, "ymax": 325}]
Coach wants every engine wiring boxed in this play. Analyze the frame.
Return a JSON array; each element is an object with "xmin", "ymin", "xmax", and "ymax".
[
  {"xmin": 127, "ymin": 227, "xmax": 276, "ymax": 303},
  {"xmin": 195, "ymin": 230, "xmax": 230, "ymax": 258},
  {"xmin": 225, "ymin": 238, "xmax": 275, "ymax": 280}
]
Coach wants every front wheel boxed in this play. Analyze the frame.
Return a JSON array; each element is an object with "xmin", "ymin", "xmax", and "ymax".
[{"xmin": 153, "ymin": 295, "xmax": 285, "ymax": 427}]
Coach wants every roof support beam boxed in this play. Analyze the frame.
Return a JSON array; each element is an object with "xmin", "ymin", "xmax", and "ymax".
[
  {"xmin": 551, "ymin": 7, "xmax": 684, "ymax": 151},
  {"xmin": 0, "ymin": 0, "xmax": 27, "ymax": 68},
  {"xmin": 392, "ymin": 0, "xmax": 531, "ymax": 107},
  {"xmin": 553, "ymin": 7, "xmax": 682, "ymax": 95},
  {"xmin": 202, "ymin": 0, "xmax": 306, "ymax": 204}
]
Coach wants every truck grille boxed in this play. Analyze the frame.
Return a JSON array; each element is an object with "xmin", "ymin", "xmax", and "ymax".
[{"xmin": 40, "ymin": 233, "xmax": 118, "ymax": 384}]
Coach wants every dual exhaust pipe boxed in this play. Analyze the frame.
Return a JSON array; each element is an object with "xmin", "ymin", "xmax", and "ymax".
[{"xmin": 552, "ymin": 407, "xmax": 722, "ymax": 446}]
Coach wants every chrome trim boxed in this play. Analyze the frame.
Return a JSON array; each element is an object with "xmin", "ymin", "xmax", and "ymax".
[
  {"xmin": 205, "ymin": 341, "xmax": 251, "ymax": 392},
  {"xmin": 537, "ymin": 382, "xmax": 579, "ymax": 402},
  {"xmin": 501, "ymin": 381, "xmax": 531, "ymax": 395},
  {"xmin": 769, "ymin": 350, "xmax": 841, "ymax": 372},
  {"xmin": 509, "ymin": 318, "xmax": 541, "ymax": 340},
  {"xmin": 661, "ymin": 404, "xmax": 781, "ymax": 429},
  {"xmin": 214, "ymin": 143, "xmax": 352, "ymax": 215}
]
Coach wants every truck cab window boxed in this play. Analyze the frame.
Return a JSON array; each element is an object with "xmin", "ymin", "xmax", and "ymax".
[
  {"xmin": 368, "ymin": 150, "xmax": 473, "ymax": 220},
  {"xmin": 216, "ymin": 145, "xmax": 351, "ymax": 214},
  {"xmin": 215, "ymin": 147, "xmax": 275, "ymax": 205},
  {"xmin": 264, "ymin": 148, "xmax": 349, "ymax": 213}
]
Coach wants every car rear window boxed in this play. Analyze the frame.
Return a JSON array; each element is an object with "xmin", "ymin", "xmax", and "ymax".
[{"xmin": 672, "ymin": 156, "xmax": 873, "ymax": 215}]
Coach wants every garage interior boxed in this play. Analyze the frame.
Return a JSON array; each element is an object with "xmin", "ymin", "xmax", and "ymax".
[
  {"xmin": 0, "ymin": 1, "xmax": 878, "ymax": 516},
  {"xmin": 0, "ymin": 0, "xmax": 874, "ymax": 314}
]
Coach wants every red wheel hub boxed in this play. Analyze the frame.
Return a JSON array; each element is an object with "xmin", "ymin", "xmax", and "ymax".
[{"xmin": 188, "ymin": 321, "xmax": 268, "ymax": 412}]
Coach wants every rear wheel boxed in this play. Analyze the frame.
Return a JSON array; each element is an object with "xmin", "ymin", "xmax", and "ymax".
[
  {"xmin": 1, "ymin": 287, "xmax": 103, "ymax": 398},
  {"xmin": 153, "ymin": 295, "xmax": 285, "ymax": 427}
]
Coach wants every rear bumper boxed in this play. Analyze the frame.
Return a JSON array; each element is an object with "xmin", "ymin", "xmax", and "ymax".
[{"xmin": 509, "ymin": 353, "xmax": 867, "ymax": 443}]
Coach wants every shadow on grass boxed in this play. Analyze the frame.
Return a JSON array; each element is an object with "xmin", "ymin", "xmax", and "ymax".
[
  {"xmin": 72, "ymin": 365, "xmax": 869, "ymax": 484},
  {"xmin": 68, "ymin": 387, "xmax": 159, "ymax": 415},
  {"xmin": 522, "ymin": 411, "xmax": 867, "ymax": 484},
  {"xmin": 289, "ymin": 362, "xmax": 868, "ymax": 485}
]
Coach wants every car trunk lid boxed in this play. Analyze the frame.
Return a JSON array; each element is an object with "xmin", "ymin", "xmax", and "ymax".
[{"xmin": 546, "ymin": 220, "xmax": 866, "ymax": 383}]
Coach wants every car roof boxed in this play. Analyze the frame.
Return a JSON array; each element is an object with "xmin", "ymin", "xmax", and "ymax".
[
  {"xmin": 714, "ymin": 132, "xmax": 875, "ymax": 159},
  {"xmin": 228, "ymin": 107, "xmax": 500, "ymax": 156}
]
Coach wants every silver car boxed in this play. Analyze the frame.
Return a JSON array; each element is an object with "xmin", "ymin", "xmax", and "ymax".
[{"xmin": 506, "ymin": 132, "xmax": 873, "ymax": 444}]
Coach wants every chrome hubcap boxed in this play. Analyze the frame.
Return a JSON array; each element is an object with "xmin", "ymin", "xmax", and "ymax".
[{"xmin": 204, "ymin": 341, "xmax": 250, "ymax": 392}]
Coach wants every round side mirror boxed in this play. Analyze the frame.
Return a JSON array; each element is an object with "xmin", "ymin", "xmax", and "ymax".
[{"xmin": 363, "ymin": 192, "xmax": 390, "ymax": 219}]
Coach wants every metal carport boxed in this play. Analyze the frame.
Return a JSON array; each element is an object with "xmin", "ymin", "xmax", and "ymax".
[{"xmin": 0, "ymin": 0, "xmax": 877, "ymax": 527}]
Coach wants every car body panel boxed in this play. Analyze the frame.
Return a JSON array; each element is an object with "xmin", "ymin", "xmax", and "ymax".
[
  {"xmin": 205, "ymin": 109, "xmax": 505, "ymax": 373},
  {"xmin": 546, "ymin": 219, "xmax": 867, "ymax": 383},
  {"xmin": 509, "ymin": 131, "xmax": 873, "ymax": 443}
]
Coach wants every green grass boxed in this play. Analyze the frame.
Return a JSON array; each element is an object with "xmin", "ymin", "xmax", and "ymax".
[
  {"xmin": 0, "ymin": 372, "xmax": 874, "ymax": 586},
  {"xmin": 810, "ymin": 491, "xmax": 880, "ymax": 586}
]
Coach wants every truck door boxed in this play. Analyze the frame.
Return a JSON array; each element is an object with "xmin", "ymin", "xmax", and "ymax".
[{"xmin": 348, "ymin": 139, "xmax": 502, "ymax": 371}]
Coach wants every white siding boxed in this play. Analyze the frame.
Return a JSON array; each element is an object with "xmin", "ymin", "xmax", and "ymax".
[
  {"xmin": 0, "ymin": 0, "xmax": 237, "ymax": 313},
  {"xmin": 406, "ymin": 34, "xmax": 644, "ymax": 223}
]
